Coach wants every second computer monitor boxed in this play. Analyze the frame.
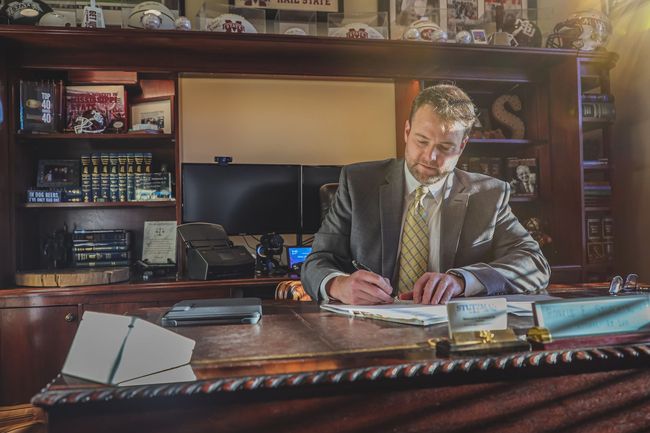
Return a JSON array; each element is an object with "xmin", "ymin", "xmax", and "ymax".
[{"xmin": 182, "ymin": 163, "xmax": 301, "ymax": 236}]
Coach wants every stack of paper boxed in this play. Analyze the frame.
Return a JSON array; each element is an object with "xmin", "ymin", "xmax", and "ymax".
[{"xmin": 321, "ymin": 294, "xmax": 558, "ymax": 326}]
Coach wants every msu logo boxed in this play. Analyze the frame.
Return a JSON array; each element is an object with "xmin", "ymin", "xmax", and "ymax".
[
  {"xmin": 346, "ymin": 28, "xmax": 369, "ymax": 39},
  {"xmin": 223, "ymin": 19, "xmax": 245, "ymax": 33}
]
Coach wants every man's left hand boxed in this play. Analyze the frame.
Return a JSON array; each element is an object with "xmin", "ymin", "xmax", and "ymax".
[{"xmin": 399, "ymin": 272, "xmax": 465, "ymax": 304}]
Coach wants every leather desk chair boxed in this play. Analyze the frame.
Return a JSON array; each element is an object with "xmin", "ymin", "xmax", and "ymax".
[{"xmin": 274, "ymin": 183, "xmax": 339, "ymax": 302}]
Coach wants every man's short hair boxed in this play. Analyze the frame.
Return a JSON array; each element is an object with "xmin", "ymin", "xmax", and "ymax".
[{"xmin": 409, "ymin": 84, "xmax": 477, "ymax": 138}]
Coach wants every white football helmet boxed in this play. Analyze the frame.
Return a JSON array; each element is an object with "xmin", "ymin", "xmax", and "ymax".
[{"xmin": 546, "ymin": 10, "xmax": 611, "ymax": 51}]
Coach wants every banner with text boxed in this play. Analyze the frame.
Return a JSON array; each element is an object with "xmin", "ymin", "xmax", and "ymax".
[{"xmin": 235, "ymin": 0, "xmax": 338, "ymax": 12}]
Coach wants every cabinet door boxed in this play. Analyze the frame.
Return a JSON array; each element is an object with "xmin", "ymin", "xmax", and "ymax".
[{"xmin": 0, "ymin": 305, "xmax": 80, "ymax": 405}]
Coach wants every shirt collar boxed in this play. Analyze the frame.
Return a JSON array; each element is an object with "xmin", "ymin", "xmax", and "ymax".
[{"xmin": 404, "ymin": 161, "xmax": 452, "ymax": 203}]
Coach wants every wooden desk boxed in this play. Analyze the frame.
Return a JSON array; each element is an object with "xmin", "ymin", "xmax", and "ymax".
[{"xmin": 32, "ymin": 296, "xmax": 650, "ymax": 433}]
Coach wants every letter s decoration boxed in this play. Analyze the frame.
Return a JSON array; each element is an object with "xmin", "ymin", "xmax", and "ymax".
[{"xmin": 491, "ymin": 94, "xmax": 525, "ymax": 139}]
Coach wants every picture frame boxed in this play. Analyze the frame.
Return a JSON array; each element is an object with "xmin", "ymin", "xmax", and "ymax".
[
  {"xmin": 37, "ymin": 159, "xmax": 80, "ymax": 188},
  {"xmin": 470, "ymin": 28, "xmax": 487, "ymax": 44},
  {"xmin": 130, "ymin": 97, "xmax": 174, "ymax": 134}
]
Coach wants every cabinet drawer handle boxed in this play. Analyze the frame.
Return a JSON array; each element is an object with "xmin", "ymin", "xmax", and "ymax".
[{"xmin": 65, "ymin": 313, "xmax": 77, "ymax": 323}]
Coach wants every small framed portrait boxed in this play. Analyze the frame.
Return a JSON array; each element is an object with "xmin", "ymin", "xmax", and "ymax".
[
  {"xmin": 37, "ymin": 159, "xmax": 80, "ymax": 188},
  {"xmin": 130, "ymin": 97, "xmax": 173, "ymax": 134},
  {"xmin": 470, "ymin": 28, "xmax": 488, "ymax": 44}
]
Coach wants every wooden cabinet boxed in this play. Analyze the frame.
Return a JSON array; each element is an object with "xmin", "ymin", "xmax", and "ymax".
[
  {"xmin": 0, "ymin": 277, "xmax": 284, "ymax": 405},
  {"xmin": 0, "ymin": 304, "xmax": 79, "ymax": 405}
]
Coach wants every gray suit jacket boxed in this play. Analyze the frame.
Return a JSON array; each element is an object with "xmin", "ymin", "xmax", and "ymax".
[{"xmin": 301, "ymin": 158, "xmax": 551, "ymax": 301}]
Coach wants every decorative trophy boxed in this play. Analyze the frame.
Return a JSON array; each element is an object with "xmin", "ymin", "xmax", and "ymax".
[{"xmin": 82, "ymin": 0, "xmax": 105, "ymax": 28}]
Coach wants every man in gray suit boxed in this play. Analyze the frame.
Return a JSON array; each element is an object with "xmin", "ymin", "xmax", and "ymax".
[{"xmin": 301, "ymin": 84, "xmax": 550, "ymax": 305}]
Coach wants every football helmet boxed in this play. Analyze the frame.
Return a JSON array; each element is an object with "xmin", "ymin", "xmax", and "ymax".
[
  {"xmin": 0, "ymin": 0, "xmax": 52, "ymax": 25},
  {"xmin": 74, "ymin": 110, "xmax": 106, "ymax": 134},
  {"xmin": 546, "ymin": 10, "xmax": 611, "ymax": 51}
]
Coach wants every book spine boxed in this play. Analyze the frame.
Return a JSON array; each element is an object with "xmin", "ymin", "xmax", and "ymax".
[
  {"xmin": 73, "ymin": 260, "xmax": 131, "ymax": 268},
  {"xmin": 81, "ymin": 154, "xmax": 92, "ymax": 202},
  {"xmin": 100, "ymin": 153, "xmax": 110, "ymax": 202},
  {"xmin": 91, "ymin": 153, "xmax": 100, "ymax": 202},
  {"xmin": 118, "ymin": 153, "xmax": 127, "ymax": 202},
  {"xmin": 109, "ymin": 153, "xmax": 119, "ymax": 202},
  {"xmin": 127, "ymin": 153, "xmax": 135, "ymax": 201},
  {"xmin": 74, "ymin": 252, "xmax": 131, "ymax": 262},
  {"xmin": 72, "ymin": 231, "xmax": 131, "ymax": 244},
  {"xmin": 72, "ymin": 244, "xmax": 130, "ymax": 253}
]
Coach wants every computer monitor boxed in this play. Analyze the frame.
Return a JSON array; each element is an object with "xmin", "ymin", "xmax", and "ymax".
[
  {"xmin": 182, "ymin": 163, "xmax": 301, "ymax": 236},
  {"xmin": 301, "ymin": 165, "xmax": 342, "ymax": 234}
]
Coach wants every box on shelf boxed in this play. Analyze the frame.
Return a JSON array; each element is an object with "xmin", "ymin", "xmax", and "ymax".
[
  {"xmin": 328, "ymin": 12, "xmax": 388, "ymax": 39},
  {"xmin": 19, "ymin": 80, "xmax": 64, "ymax": 133},
  {"xmin": 65, "ymin": 85, "xmax": 127, "ymax": 134},
  {"xmin": 273, "ymin": 10, "xmax": 316, "ymax": 36},
  {"xmin": 197, "ymin": 2, "xmax": 266, "ymax": 33}
]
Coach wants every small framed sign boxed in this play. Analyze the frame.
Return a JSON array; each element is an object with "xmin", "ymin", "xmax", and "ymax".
[
  {"xmin": 130, "ymin": 97, "xmax": 173, "ymax": 134},
  {"xmin": 37, "ymin": 159, "xmax": 80, "ymax": 188},
  {"xmin": 470, "ymin": 28, "xmax": 487, "ymax": 44}
]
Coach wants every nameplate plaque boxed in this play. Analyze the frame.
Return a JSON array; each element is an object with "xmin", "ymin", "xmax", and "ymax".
[
  {"xmin": 447, "ymin": 298, "xmax": 507, "ymax": 335},
  {"xmin": 533, "ymin": 295, "xmax": 650, "ymax": 339}
]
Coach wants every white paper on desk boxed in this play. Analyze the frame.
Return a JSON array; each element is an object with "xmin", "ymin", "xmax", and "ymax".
[
  {"xmin": 118, "ymin": 364, "xmax": 196, "ymax": 387},
  {"xmin": 62, "ymin": 311, "xmax": 195, "ymax": 385},
  {"xmin": 321, "ymin": 303, "xmax": 448, "ymax": 326}
]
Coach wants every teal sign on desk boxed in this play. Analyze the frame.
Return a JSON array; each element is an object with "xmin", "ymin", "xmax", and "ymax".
[{"xmin": 533, "ymin": 295, "xmax": 650, "ymax": 339}]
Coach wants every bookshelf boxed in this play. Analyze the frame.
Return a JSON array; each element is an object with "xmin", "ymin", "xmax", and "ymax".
[
  {"xmin": 579, "ymin": 58, "xmax": 617, "ymax": 281},
  {"xmin": 9, "ymin": 71, "xmax": 178, "ymax": 272}
]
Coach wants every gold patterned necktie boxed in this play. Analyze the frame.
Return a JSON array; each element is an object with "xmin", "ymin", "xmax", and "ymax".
[{"xmin": 398, "ymin": 185, "xmax": 430, "ymax": 294}]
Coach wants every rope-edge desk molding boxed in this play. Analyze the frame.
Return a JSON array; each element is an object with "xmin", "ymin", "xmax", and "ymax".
[{"xmin": 31, "ymin": 343, "xmax": 650, "ymax": 407}]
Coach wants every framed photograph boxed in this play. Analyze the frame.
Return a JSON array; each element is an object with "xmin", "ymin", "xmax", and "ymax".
[
  {"xmin": 37, "ymin": 159, "xmax": 80, "ymax": 188},
  {"xmin": 470, "ymin": 28, "xmax": 487, "ymax": 44},
  {"xmin": 389, "ymin": 0, "xmax": 441, "ymax": 39},
  {"xmin": 130, "ymin": 97, "xmax": 173, "ymax": 134}
]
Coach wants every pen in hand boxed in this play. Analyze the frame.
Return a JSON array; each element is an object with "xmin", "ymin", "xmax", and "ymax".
[
  {"xmin": 351, "ymin": 260, "xmax": 400, "ymax": 303},
  {"xmin": 352, "ymin": 260, "xmax": 373, "ymax": 272}
]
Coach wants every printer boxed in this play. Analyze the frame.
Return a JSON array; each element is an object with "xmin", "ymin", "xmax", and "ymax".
[{"xmin": 177, "ymin": 223, "xmax": 255, "ymax": 280}]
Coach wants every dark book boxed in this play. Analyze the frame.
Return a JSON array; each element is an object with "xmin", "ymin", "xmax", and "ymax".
[
  {"xmin": 602, "ymin": 216, "xmax": 614, "ymax": 240},
  {"xmin": 72, "ymin": 229, "xmax": 131, "ymax": 244},
  {"xmin": 587, "ymin": 241, "xmax": 607, "ymax": 264},
  {"xmin": 582, "ymin": 102, "xmax": 616, "ymax": 121},
  {"xmin": 586, "ymin": 217, "xmax": 602, "ymax": 242},
  {"xmin": 73, "ymin": 260, "xmax": 131, "ymax": 268},
  {"xmin": 581, "ymin": 94, "xmax": 614, "ymax": 103},
  {"xmin": 71, "ymin": 244, "xmax": 131, "ymax": 253},
  {"xmin": 19, "ymin": 80, "xmax": 63, "ymax": 133},
  {"xmin": 507, "ymin": 158, "xmax": 538, "ymax": 197},
  {"xmin": 73, "ymin": 251, "xmax": 131, "ymax": 262}
]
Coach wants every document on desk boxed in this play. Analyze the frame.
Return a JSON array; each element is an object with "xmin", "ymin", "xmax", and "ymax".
[
  {"xmin": 320, "ymin": 303, "xmax": 448, "ymax": 326},
  {"xmin": 321, "ymin": 294, "xmax": 559, "ymax": 325}
]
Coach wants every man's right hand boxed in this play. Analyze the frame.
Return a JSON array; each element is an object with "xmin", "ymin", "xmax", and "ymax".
[{"xmin": 326, "ymin": 271, "xmax": 394, "ymax": 305}]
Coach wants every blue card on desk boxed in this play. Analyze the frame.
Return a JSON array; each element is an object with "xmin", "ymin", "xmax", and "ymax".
[{"xmin": 161, "ymin": 298, "xmax": 262, "ymax": 327}]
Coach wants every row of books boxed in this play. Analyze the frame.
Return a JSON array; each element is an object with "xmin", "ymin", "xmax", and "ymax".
[
  {"xmin": 72, "ymin": 229, "xmax": 132, "ymax": 268},
  {"xmin": 582, "ymin": 94, "xmax": 615, "ymax": 121},
  {"xmin": 584, "ymin": 181, "xmax": 612, "ymax": 206},
  {"xmin": 458, "ymin": 157, "xmax": 538, "ymax": 197},
  {"xmin": 586, "ymin": 215, "xmax": 614, "ymax": 264}
]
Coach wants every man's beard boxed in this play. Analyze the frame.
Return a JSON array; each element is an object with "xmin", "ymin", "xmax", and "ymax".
[{"xmin": 408, "ymin": 162, "xmax": 450, "ymax": 185}]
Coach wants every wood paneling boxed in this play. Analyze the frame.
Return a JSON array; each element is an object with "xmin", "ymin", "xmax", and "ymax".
[
  {"xmin": 0, "ymin": 42, "xmax": 11, "ymax": 287},
  {"xmin": 0, "ymin": 305, "xmax": 79, "ymax": 405},
  {"xmin": 393, "ymin": 79, "xmax": 420, "ymax": 159}
]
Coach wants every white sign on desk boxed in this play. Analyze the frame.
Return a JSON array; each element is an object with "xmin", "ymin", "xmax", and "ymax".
[{"xmin": 143, "ymin": 221, "xmax": 177, "ymax": 264}]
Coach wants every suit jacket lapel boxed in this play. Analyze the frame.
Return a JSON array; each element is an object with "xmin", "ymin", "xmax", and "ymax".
[
  {"xmin": 380, "ymin": 160, "xmax": 404, "ymax": 282},
  {"xmin": 440, "ymin": 170, "xmax": 470, "ymax": 272}
]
